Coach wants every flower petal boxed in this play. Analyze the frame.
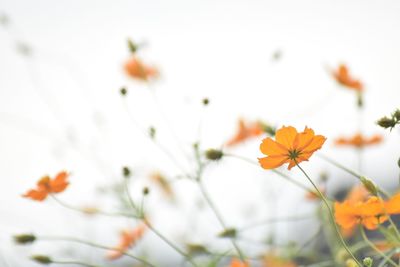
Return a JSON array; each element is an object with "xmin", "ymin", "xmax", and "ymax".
[
  {"xmin": 260, "ymin": 138, "xmax": 287, "ymax": 156},
  {"xmin": 275, "ymin": 126, "xmax": 298, "ymax": 150},
  {"xmin": 258, "ymin": 156, "xmax": 288, "ymax": 169},
  {"xmin": 302, "ymin": 135, "xmax": 326, "ymax": 153}
]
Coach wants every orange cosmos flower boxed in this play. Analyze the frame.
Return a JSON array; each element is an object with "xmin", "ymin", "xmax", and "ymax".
[
  {"xmin": 107, "ymin": 223, "xmax": 146, "ymax": 260},
  {"xmin": 226, "ymin": 118, "xmax": 264, "ymax": 147},
  {"xmin": 263, "ymin": 252, "xmax": 297, "ymax": 267},
  {"xmin": 229, "ymin": 258, "xmax": 250, "ymax": 267},
  {"xmin": 385, "ymin": 192, "xmax": 400, "ymax": 214},
  {"xmin": 124, "ymin": 56, "xmax": 158, "ymax": 81},
  {"xmin": 334, "ymin": 196, "xmax": 388, "ymax": 230},
  {"xmin": 23, "ymin": 171, "xmax": 69, "ymax": 201},
  {"xmin": 331, "ymin": 64, "xmax": 363, "ymax": 91},
  {"xmin": 258, "ymin": 126, "xmax": 326, "ymax": 170},
  {"xmin": 335, "ymin": 133, "xmax": 383, "ymax": 148}
]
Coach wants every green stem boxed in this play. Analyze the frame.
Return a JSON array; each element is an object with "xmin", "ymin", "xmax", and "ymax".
[
  {"xmin": 51, "ymin": 260, "xmax": 99, "ymax": 267},
  {"xmin": 295, "ymin": 162, "xmax": 362, "ymax": 266},
  {"xmin": 237, "ymin": 214, "xmax": 314, "ymax": 232},
  {"xmin": 39, "ymin": 236, "xmax": 155, "ymax": 267},
  {"xmin": 50, "ymin": 195, "xmax": 139, "ymax": 218},
  {"xmin": 360, "ymin": 226, "xmax": 399, "ymax": 267},
  {"xmin": 123, "ymin": 178, "xmax": 198, "ymax": 267},
  {"xmin": 197, "ymin": 180, "xmax": 246, "ymax": 262}
]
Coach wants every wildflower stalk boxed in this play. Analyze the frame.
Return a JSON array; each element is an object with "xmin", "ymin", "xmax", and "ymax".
[
  {"xmin": 197, "ymin": 180, "xmax": 246, "ymax": 262},
  {"xmin": 295, "ymin": 162, "xmax": 362, "ymax": 266},
  {"xmin": 123, "ymin": 177, "xmax": 199, "ymax": 267},
  {"xmin": 359, "ymin": 226, "xmax": 399, "ymax": 267},
  {"xmin": 50, "ymin": 260, "xmax": 100, "ymax": 267},
  {"xmin": 38, "ymin": 236, "xmax": 156, "ymax": 267},
  {"xmin": 50, "ymin": 195, "xmax": 139, "ymax": 218},
  {"xmin": 237, "ymin": 214, "xmax": 315, "ymax": 232},
  {"xmin": 224, "ymin": 153, "xmax": 312, "ymax": 193}
]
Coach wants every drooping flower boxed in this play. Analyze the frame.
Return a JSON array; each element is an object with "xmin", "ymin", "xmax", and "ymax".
[
  {"xmin": 124, "ymin": 56, "xmax": 158, "ymax": 81},
  {"xmin": 107, "ymin": 223, "xmax": 146, "ymax": 260},
  {"xmin": 331, "ymin": 64, "xmax": 363, "ymax": 91},
  {"xmin": 335, "ymin": 133, "xmax": 383, "ymax": 148},
  {"xmin": 23, "ymin": 171, "xmax": 69, "ymax": 201},
  {"xmin": 226, "ymin": 118, "xmax": 264, "ymax": 147},
  {"xmin": 334, "ymin": 196, "xmax": 388, "ymax": 230},
  {"xmin": 229, "ymin": 258, "xmax": 250, "ymax": 267},
  {"xmin": 258, "ymin": 126, "xmax": 326, "ymax": 170}
]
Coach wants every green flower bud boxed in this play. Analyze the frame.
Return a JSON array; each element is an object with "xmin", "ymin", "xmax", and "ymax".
[
  {"xmin": 31, "ymin": 255, "xmax": 52, "ymax": 264},
  {"xmin": 363, "ymin": 257, "xmax": 373, "ymax": 267},
  {"xmin": 13, "ymin": 234, "xmax": 36, "ymax": 244},
  {"xmin": 205, "ymin": 149, "xmax": 223, "ymax": 161}
]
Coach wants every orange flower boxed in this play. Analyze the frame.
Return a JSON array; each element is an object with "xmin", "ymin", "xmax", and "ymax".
[
  {"xmin": 305, "ymin": 186, "xmax": 326, "ymax": 201},
  {"xmin": 331, "ymin": 64, "xmax": 363, "ymax": 91},
  {"xmin": 258, "ymin": 126, "xmax": 326, "ymax": 170},
  {"xmin": 385, "ymin": 192, "xmax": 400, "ymax": 214},
  {"xmin": 149, "ymin": 171, "xmax": 174, "ymax": 200},
  {"xmin": 226, "ymin": 119, "xmax": 264, "ymax": 147},
  {"xmin": 107, "ymin": 223, "xmax": 146, "ymax": 260},
  {"xmin": 23, "ymin": 171, "xmax": 69, "ymax": 201},
  {"xmin": 229, "ymin": 258, "xmax": 250, "ymax": 267},
  {"xmin": 335, "ymin": 133, "xmax": 382, "ymax": 148},
  {"xmin": 124, "ymin": 56, "xmax": 158, "ymax": 81},
  {"xmin": 263, "ymin": 252, "xmax": 297, "ymax": 267},
  {"xmin": 334, "ymin": 196, "xmax": 388, "ymax": 230}
]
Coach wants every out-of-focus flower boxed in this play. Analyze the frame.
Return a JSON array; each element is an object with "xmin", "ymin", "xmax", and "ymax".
[
  {"xmin": 331, "ymin": 64, "xmax": 363, "ymax": 91},
  {"xmin": 263, "ymin": 252, "xmax": 297, "ymax": 267},
  {"xmin": 305, "ymin": 187, "xmax": 326, "ymax": 201},
  {"xmin": 334, "ymin": 196, "xmax": 388, "ymax": 230},
  {"xmin": 226, "ymin": 119, "xmax": 264, "ymax": 147},
  {"xmin": 229, "ymin": 258, "xmax": 250, "ymax": 267},
  {"xmin": 259, "ymin": 126, "xmax": 326, "ymax": 170},
  {"xmin": 23, "ymin": 171, "xmax": 69, "ymax": 201},
  {"xmin": 335, "ymin": 133, "xmax": 382, "ymax": 148},
  {"xmin": 124, "ymin": 56, "xmax": 158, "ymax": 81},
  {"xmin": 107, "ymin": 223, "xmax": 146, "ymax": 260},
  {"xmin": 149, "ymin": 172, "xmax": 174, "ymax": 200},
  {"xmin": 385, "ymin": 192, "xmax": 400, "ymax": 214}
]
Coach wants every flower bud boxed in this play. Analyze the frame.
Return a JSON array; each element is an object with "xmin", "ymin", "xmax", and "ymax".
[
  {"xmin": 142, "ymin": 187, "xmax": 150, "ymax": 195},
  {"xmin": 398, "ymin": 157, "xmax": 400, "ymax": 168},
  {"xmin": 205, "ymin": 149, "xmax": 223, "ymax": 160},
  {"xmin": 346, "ymin": 259, "xmax": 358, "ymax": 267},
  {"xmin": 122, "ymin": 166, "xmax": 131, "ymax": 178},
  {"xmin": 31, "ymin": 255, "xmax": 52, "ymax": 264},
  {"xmin": 393, "ymin": 109, "xmax": 400, "ymax": 121},
  {"xmin": 13, "ymin": 234, "xmax": 36, "ymax": 244},
  {"xmin": 202, "ymin": 98, "xmax": 209, "ymax": 106},
  {"xmin": 120, "ymin": 87, "xmax": 128, "ymax": 96},
  {"xmin": 149, "ymin": 126, "xmax": 156, "ymax": 139},
  {"xmin": 360, "ymin": 176, "xmax": 378, "ymax": 196},
  {"xmin": 218, "ymin": 228, "xmax": 236, "ymax": 238},
  {"xmin": 186, "ymin": 243, "xmax": 208, "ymax": 255},
  {"xmin": 377, "ymin": 117, "xmax": 396, "ymax": 129},
  {"xmin": 363, "ymin": 257, "xmax": 373, "ymax": 267},
  {"xmin": 127, "ymin": 39, "xmax": 138, "ymax": 54}
]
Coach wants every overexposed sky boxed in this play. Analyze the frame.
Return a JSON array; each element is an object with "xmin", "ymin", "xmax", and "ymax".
[{"xmin": 1, "ymin": 0, "xmax": 400, "ymax": 266}]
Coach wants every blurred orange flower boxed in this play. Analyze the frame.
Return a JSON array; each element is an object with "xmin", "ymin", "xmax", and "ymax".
[
  {"xmin": 229, "ymin": 258, "xmax": 250, "ymax": 267},
  {"xmin": 124, "ymin": 56, "xmax": 158, "ymax": 81},
  {"xmin": 331, "ymin": 64, "xmax": 363, "ymax": 91},
  {"xmin": 305, "ymin": 187, "xmax": 326, "ymax": 200},
  {"xmin": 385, "ymin": 192, "xmax": 400, "ymax": 214},
  {"xmin": 335, "ymin": 133, "xmax": 382, "ymax": 148},
  {"xmin": 23, "ymin": 171, "xmax": 69, "ymax": 201},
  {"xmin": 149, "ymin": 171, "xmax": 174, "ymax": 200},
  {"xmin": 259, "ymin": 126, "xmax": 326, "ymax": 170},
  {"xmin": 334, "ymin": 196, "xmax": 388, "ymax": 230},
  {"xmin": 226, "ymin": 118, "xmax": 264, "ymax": 147},
  {"xmin": 263, "ymin": 252, "xmax": 297, "ymax": 267},
  {"xmin": 107, "ymin": 223, "xmax": 146, "ymax": 260}
]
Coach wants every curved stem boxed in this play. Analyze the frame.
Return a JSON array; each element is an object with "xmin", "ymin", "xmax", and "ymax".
[
  {"xmin": 51, "ymin": 260, "xmax": 99, "ymax": 267},
  {"xmin": 50, "ymin": 195, "xmax": 139, "ymax": 218},
  {"xmin": 197, "ymin": 180, "xmax": 246, "ymax": 262},
  {"xmin": 39, "ymin": 236, "xmax": 155, "ymax": 267},
  {"xmin": 360, "ymin": 227, "xmax": 399, "ymax": 267},
  {"xmin": 295, "ymin": 162, "xmax": 362, "ymax": 266},
  {"xmin": 237, "ymin": 214, "xmax": 314, "ymax": 232}
]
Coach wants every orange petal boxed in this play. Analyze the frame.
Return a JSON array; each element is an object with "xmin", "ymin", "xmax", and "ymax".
[
  {"xmin": 275, "ymin": 126, "xmax": 298, "ymax": 150},
  {"xmin": 23, "ymin": 189, "xmax": 48, "ymax": 201},
  {"xmin": 258, "ymin": 156, "xmax": 288, "ymax": 169},
  {"xmin": 260, "ymin": 138, "xmax": 287, "ymax": 156},
  {"xmin": 302, "ymin": 135, "xmax": 326, "ymax": 153}
]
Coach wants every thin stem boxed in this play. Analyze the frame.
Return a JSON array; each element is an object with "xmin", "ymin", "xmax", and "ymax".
[
  {"xmin": 50, "ymin": 195, "xmax": 139, "ymax": 218},
  {"xmin": 360, "ymin": 227, "xmax": 399, "ymax": 267},
  {"xmin": 224, "ymin": 153, "xmax": 312, "ymax": 193},
  {"xmin": 123, "ymin": 178, "xmax": 198, "ymax": 267},
  {"xmin": 39, "ymin": 236, "xmax": 155, "ymax": 267},
  {"xmin": 295, "ymin": 162, "xmax": 362, "ymax": 266},
  {"xmin": 197, "ymin": 180, "xmax": 246, "ymax": 262}
]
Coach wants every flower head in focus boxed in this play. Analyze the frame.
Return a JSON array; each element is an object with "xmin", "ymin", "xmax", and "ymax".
[
  {"xmin": 107, "ymin": 223, "xmax": 147, "ymax": 260},
  {"xmin": 331, "ymin": 64, "xmax": 363, "ymax": 91},
  {"xmin": 124, "ymin": 56, "xmax": 158, "ymax": 81},
  {"xmin": 258, "ymin": 126, "xmax": 326, "ymax": 170},
  {"xmin": 335, "ymin": 133, "xmax": 383, "ymax": 148},
  {"xmin": 23, "ymin": 171, "xmax": 69, "ymax": 201}
]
